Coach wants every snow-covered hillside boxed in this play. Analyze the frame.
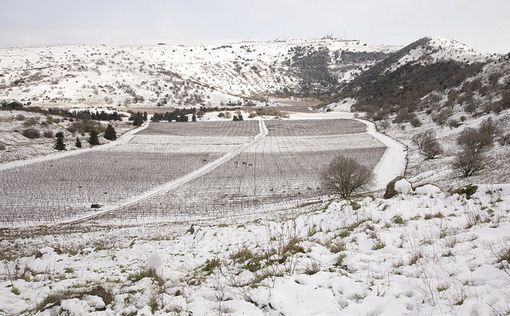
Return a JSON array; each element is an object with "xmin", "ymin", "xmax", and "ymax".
[
  {"xmin": 0, "ymin": 39, "xmax": 397, "ymax": 109},
  {"xmin": 330, "ymin": 36, "xmax": 501, "ymax": 117},
  {"xmin": 384, "ymin": 36, "xmax": 489, "ymax": 74}
]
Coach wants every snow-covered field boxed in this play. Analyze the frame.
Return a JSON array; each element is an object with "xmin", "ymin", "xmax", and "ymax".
[{"xmin": 0, "ymin": 116, "xmax": 390, "ymax": 227}]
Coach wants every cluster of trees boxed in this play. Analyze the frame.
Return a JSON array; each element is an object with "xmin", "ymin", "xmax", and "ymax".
[
  {"xmin": 151, "ymin": 110, "xmax": 190, "ymax": 123},
  {"xmin": 0, "ymin": 100, "xmax": 124, "ymax": 122},
  {"xmin": 71, "ymin": 110, "xmax": 123, "ymax": 121},
  {"xmin": 53, "ymin": 124, "xmax": 117, "ymax": 151},
  {"xmin": 232, "ymin": 112, "xmax": 244, "ymax": 121},
  {"xmin": 286, "ymin": 46, "xmax": 339, "ymax": 97},
  {"xmin": 129, "ymin": 112, "xmax": 148, "ymax": 126}
]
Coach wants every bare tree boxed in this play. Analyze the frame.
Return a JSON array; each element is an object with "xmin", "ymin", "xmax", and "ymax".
[
  {"xmin": 452, "ymin": 149, "xmax": 485, "ymax": 177},
  {"xmin": 478, "ymin": 117, "xmax": 502, "ymax": 139},
  {"xmin": 457, "ymin": 127, "xmax": 493, "ymax": 153},
  {"xmin": 412, "ymin": 129, "xmax": 444, "ymax": 159},
  {"xmin": 321, "ymin": 156, "xmax": 373, "ymax": 198}
]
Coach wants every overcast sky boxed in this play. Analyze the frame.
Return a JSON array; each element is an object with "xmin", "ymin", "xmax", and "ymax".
[{"xmin": 1, "ymin": 0, "xmax": 509, "ymax": 53}]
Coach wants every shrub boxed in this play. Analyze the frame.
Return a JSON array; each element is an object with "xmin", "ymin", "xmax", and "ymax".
[
  {"xmin": 0, "ymin": 142, "xmax": 5, "ymax": 150},
  {"xmin": 23, "ymin": 117, "xmax": 39, "ymax": 127},
  {"xmin": 393, "ymin": 109, "xmax": 417, "ymax": 124},
  {"xmin": 410, "ymin": 117, "xmax": 422, "ymax": 127},
  {"xmin": 433, "ymin": 108, "xmax": 452, "ymax": 126},
  {"xmin": 67, "ymin": 119, "xmax": 104, "ymax": 135},
  {"xmin": 478, "ymin": 117, "xmax": 501, "ymax": 138},
  {"xmin": 103, "ymin": 124, "xmax": 117, "ymax": 141},
  {"xmin": 88, "ymin": 130, "xmax": 100, "ymax": 146},
  {"xmin": 128, "ymin": 268, "xmax": 164, "ymax": 286},
  {"xmin": 379, "ymin": 120, "xmax": 390, "ymax": 130},
  {"xmin": 452, "ymin": 149, "xmax": 485, "ymax": 177},
  {"xmin": 450, "ymin": 185, "xmax": 478, "ymax": 199},
  {"xmin": 75, "ymin": 137, "xmax": 82, "ymax": 148},
  {"xmin": 412, "ymin": 129, "xmax": 444, "ymax": 159},
  {"xmin": 43, "ymin": 130, "xmax": 54, "ymax": 138},
  {"xmin": 457, "ymin": 128, "xmax": 493, "ymax": 153},
  {"xmin": 15, "ymin": 114, "xmax": 26, "ymax": 121},
  {"xmin": 447, "ymin": 119, "xmax": 460, "ymax": 128},
  {"xmin": 498, "ymin": 133, "xmax": 510, "ymax": 146},
  {"xmin": 321, "ymin": 155, "xmax": 373, "ymax": 198},
  {"xmin": 54, "ymin": 132, "xmax": 66, "ymax": 151},
  {"xmin": 21, "ymin": 128, "xmax": 41, "ymax": 139}
]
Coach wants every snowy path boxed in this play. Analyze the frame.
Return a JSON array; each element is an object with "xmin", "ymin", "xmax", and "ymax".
[
  {"xmin": 356, "ymin": 119, "xmax": 407, "ymax": 190},
  {"xmin": 0, "ymin": 122, "xmax": 150, "ymax": 171},
  {"xmin": 61, "ymin": 119, "xmax": 269, "ymax": 225}
]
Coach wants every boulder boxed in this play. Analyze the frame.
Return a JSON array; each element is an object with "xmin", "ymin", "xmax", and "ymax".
[
  {"xmin": 383, "ymin": 176, "xmax": 404, "ymax": 199},
  {"xmin": 415, "ymin": 184, "xmax": 441, "ymax": 195},
  {"xmin": 395, "ymin": 179, "xmax": 413, "ymax": 194}
]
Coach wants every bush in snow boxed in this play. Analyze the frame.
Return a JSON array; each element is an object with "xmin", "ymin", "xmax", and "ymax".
[
  {"xmin": 432, "ymin": 108, "xmax": 452, "ymax": 126},
  {"xmin": 452, "ymin": 149, "xmax": 485, "ymax": 177},
  {"xmin": 498, "ymin": 133, "xmax": 510, "ymax": 146},
  {"xmin": 452, "ymin": 122, "xmax": 498, "ymax": 177},
  {"xmin": 54, "ymin": 132, "xmax": 66, "ymax": 151},
  {"xmin": 21, "ymin": 128, "xmax": 41, "ymax": 139},
  {"xmin": 450, "ymin": 184, "xmax": 478, "ymax": 199},
  {"xmin": 478, "ymin": 117, "xmax": 502, "ymax": 139},
  {"xmin": 88, "ymin": 130, "xmax": 100, "ymax": 146},
  {"xmin": 457, "ymin": 127, "xmax": 493, "ymax": 153},
  {"xmin": 321, "ymin": 155, "xmax": 373, "ymax": 198},
  {"xmin": 43, "ymin": 130, "xmax": 54, "ymax": 138},
  {"xmin": 412, "ymin": 129, "xmax": 444, "ymax": 159},
  {"xmin": 103, "ymin": 124, "xmax": 117, "ymax": 141}
]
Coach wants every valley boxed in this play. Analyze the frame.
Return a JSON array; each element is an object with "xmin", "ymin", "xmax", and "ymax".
[{"xmin": 0, "ymin": 35, "xmax": 509, "ymax": 316}]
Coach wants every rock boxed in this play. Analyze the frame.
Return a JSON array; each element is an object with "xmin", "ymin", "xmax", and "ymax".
[
  {"xmin": 383, "ymin": 176, "xmax": 404, "ymax": 199},
  {"xmin": 395, "ymin": 179, "xmax": 413, "ymax": 194},
  {"xmin": 415, "ymin": 184, "xmax": 441, "ymax": 195}
]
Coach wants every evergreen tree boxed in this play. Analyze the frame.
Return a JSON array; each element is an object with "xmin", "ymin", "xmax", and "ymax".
[
  {"xmin": 54, "ymin": 132, "xmax": 66, "ymax": 151},
  {"xmin": 88, "ymin": 130, "xmax": 100, "ymax": 146},
  {"xmin": 104, "ymin": 124, "xmax": 117, "ymax": 140},
  {"xmin": 75, "ymin": 137, "xmax": 82, "ymax": 148},
  {"xmin": 132, "ymin": 113, "xmax": 144, "ymax": 126}
]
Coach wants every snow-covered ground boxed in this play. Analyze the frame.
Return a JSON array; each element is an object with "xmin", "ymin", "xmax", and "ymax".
[
  {"xmin": 1, "ymin": 184, "xmax": 509, "ymax": 315},
  {"xmin": 0, "ymin": 120, "xmax": 146, "ymax": 171},
  {"xmin": 0, "ymin": 109, "xmax": 136, "ymax": 164}
]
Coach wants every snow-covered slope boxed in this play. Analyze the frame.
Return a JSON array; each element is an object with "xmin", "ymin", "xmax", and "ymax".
[
  {"xmin": 1, "ymin": 185, "xmax": 509, "ymax": 315},
  {"xmin": 332, "ymin": 37, "xmax": 496, "ymax": 115},
  {"xmin": 0, "ymin": 39, "xmax": 397, "ymax": 109},
  {"xmin": 384, "ymin": 36, "xmax": 488, "ymax": 73}
]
